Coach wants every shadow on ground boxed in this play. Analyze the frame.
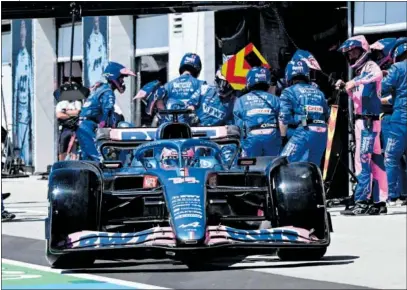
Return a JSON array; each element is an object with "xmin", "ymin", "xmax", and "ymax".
[{"xmin": 65, "ymin": 255, "xmax": 359, "ymax": 274}]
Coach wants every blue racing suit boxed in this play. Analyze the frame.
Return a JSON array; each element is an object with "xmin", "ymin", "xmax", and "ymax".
[
  {"xmin": 187, "ymin": 84, "xmax": 236, "ymax": 126},
  {"xmin": 382, "ymin": 61, "xmax": 407, "ymax": 200},
  {"xmin": 187, "ymin": 84, "xmax": 237, "ymax": 163},
  {"xmin": 162, "ymin": 74, "xmax": 206, "ymax": 124},
  {"xmin": 279, "ymin": 83, "xmax": 330, "ymax": 166},
  {"xmin": 76, "ymin": 83, "xmax": 115, "ymax": 161},
  {"xmin": 277, "ymin": 80, "xmax": 318, "ymax": 139},
  {"xmin": 234, "ymin": 90, "xmax": 281, "ymax": 157},
  {"xmin": 380, "ymin": 106, "xmax": 407, "ymax": 200},
  {"xmin": 380, "ymin": 105, "xmax": 393, "ymax": 150}
]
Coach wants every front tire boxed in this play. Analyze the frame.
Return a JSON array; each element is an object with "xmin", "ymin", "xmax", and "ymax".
[
  {"xmin": 46, "ymin": 162, "xmax": 102, "ymax": 269},
  {"xmin": 271, "ymin": 162, "xmax": 330, "ymax": 261},
  {"xmin": 46, "ymin": 240, "xmax": 95, "ymax": 269}
]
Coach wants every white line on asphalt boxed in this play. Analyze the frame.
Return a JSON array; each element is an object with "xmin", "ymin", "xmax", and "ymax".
[{"xmin": 2, "ymin": 259, "xmax": 170, "ymax": 289}]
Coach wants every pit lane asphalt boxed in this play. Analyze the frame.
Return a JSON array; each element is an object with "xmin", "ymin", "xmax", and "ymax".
[
  {"xmin": 2, "ymin": 176, "xmax": 406, "ymax": 289},
  {"xmin": 1, "ymin": 235, "xmax": 369, "ymax": 289}
]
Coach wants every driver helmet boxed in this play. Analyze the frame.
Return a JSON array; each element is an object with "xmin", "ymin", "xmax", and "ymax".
[
  {"xmin": 338, "ymin": 35, "xmax": 371, "ymax": 70},
  {"xmin": 370, "ymin": 38, "xmax": 397, "ymax": 69},
  {"xmin": 160, "ymin": 147, "xmax": 194, "ymax": 168},
  {"xmin": 215, "ymin": 70, "xmax": 233, "ymax": 98},
  {"xmin": 102, "ymin": 62, "xmax": 136, "ymax": 94}
]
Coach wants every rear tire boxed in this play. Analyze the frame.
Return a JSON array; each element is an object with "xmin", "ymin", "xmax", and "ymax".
[{"xmin": 277, "ymin": 247, "xmax": 327, "ymax": 261}]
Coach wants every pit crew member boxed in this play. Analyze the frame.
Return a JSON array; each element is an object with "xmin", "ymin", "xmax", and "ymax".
[
  {"xmin": 187, "ymin": 69, "xmax": 236, "ymax": 126},
  {"xmin": 371, "ymin": 37, "xmax": 406, "ymax": 205},
  {"xmin": 371, "ymin": 38, "xmax": 398, "ymax": 149},
  {"xmin": 279, "ymin": 60, "xmax": 329, "ymax": 166},
  {"xmin": 162, "ymin": 53, "xmax": 206, "ymax": 123},
  {"xmin": 336, "ymin": 35, "xmax": 388, "ymax": 215},
  {"xmin": 233, "ymin": 66, "xmax": 281, "ymax": 157},
  {"xmin": 76, "ymin": 62, "xmax": 136, "ymax": 162},
  {"xmin": 55, "ymin": 93, "xmax": 82, "ymax": 161},
  {"xmin": 382, "ymin": 38, "xmax": 407, "ymax": 205},
  {"xmin": 186, "ymin": 70, "xmax": 237, "ymax": 163}
]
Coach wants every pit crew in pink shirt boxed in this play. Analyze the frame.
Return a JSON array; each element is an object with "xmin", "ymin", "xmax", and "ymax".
[{"xmin": 336, "ymin": 35, "xmax": 388, "ymax": 216}]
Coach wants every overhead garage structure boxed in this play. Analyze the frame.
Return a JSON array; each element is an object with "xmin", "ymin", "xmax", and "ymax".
[
  {"xmin": 1, "ymin": 1, "xmax": 257, "ymax": 19},
  {"xmin": 0, "ymin": 1, "xmax": 349, "ymax": 194},
  {"xmin": 2, "ymin": 1, "xmax": 405, "ymax": 200}
]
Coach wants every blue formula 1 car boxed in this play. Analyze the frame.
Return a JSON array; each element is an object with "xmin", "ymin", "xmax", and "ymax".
[{"xmin": 46, "ymin": 111, "xmax": 333, "ymax": 269}]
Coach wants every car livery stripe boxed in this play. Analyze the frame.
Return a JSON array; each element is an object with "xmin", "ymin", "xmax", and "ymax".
[{"xmin": 62, "ymin": 226, "xmax": 318, "ymax": 249}]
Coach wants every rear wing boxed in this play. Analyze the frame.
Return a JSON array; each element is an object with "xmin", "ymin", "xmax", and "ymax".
[
  {"xmin": 96, "ymin": 125, "xmax": 241, "ymax": 144},
  {"xmin": 96, "ymin": 126, "xmax": 241, "ymax": 166},
  {"xmin": 191, "ymin": 125, "xmax": 240, "ymax": 141}
]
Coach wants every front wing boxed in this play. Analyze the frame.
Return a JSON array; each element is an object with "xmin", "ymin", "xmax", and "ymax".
[{"xmin": 56, "ymin": 226, "xmax": 328, "ymax": 254}]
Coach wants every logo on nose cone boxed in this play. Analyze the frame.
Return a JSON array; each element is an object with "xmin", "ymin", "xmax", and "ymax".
[{"xmin": 178, "ymin": 221, "xmax": 201, "ymax": 229}]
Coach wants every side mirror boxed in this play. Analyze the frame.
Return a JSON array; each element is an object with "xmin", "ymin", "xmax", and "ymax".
[{"xmin": 102, "ymin": 160, "xmax": 123, "ymax": 169}]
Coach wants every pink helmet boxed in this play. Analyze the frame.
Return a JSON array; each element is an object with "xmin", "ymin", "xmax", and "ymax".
[{"xmin": 338, "ymin": 35, "xmax": 371, "ymax": 70}]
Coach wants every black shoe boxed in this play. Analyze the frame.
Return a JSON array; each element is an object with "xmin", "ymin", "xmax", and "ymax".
[
  {"xmin": 343, "ymin": 196, "xmax": 355, "ymax": 210},
  {"xmin": 2, "ymin": 192, "xmax": 11, "ymax": 200},
  {"xmin": 340, "ymin": 202, "xmax": 370, "ymax": 216},
  {"xmin": 367, "ymin": 202, "xmax": 387, "ymax": 215},
  {"xmin": 2, "ymin": 210, "xmax": 16, "ymax": 222}
]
